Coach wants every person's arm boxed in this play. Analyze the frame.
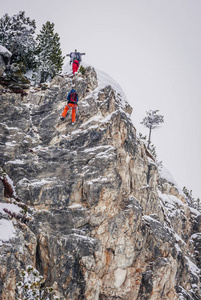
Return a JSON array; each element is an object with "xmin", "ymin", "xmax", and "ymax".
[{"xmin": 70, "ymin": 52, "xmax": 74, "ymax": 64}]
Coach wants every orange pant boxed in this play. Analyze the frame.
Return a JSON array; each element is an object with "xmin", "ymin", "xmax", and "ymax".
[{"xmin": 62, "ymin": 103, "xmax": 77, "ymax": 123}]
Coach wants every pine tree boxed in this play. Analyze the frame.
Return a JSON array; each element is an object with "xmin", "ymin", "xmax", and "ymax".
[
  {"xmin": 0, "ymin": 11, "xmax": 36, "ymax": 71},
  {"xmin": 141, "ymin": 110, "xmax": 164, "ymax": 149},
  {"xmin": 35, "ymin": 21, "xmax": 64, "ymax": 83},
  {"xmin": 183, "ymin": 187, "xmax": 201, "ymax": 212}
]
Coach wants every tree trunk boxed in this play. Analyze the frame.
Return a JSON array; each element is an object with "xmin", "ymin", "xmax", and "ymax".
[{"xmin": 147, "ymin": 126, "xmax": 152, "ymax": 149}]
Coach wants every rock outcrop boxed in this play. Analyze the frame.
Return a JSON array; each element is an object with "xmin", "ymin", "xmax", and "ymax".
[
  {"xmin": 0, "ymin": 64, "xmax": 200, "ymax": 299},
  {"xmin": 0, "ymin": 45, "xmax": 11, "ymax": 76}
]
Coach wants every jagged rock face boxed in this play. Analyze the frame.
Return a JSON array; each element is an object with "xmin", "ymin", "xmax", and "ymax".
[{"xmin": 0, "ymin": 66, "xmax": 201, "ymax": 299}]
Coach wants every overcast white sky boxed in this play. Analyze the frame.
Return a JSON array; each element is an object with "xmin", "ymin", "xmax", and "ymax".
[{"xmin": 1, "ymin": 0, "xmax": 201, "ymax": 199}]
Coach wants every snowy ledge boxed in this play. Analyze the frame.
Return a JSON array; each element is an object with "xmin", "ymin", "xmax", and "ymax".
[
  {"xmin": 0, "ymin": 202, "xmax": 21, "ymax": 245},
  {"xmin": 63, "ymin": 61, "xmax": 130, "ymax": 113}
]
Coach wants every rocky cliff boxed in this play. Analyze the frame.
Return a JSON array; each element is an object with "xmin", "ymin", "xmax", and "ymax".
[{"xmin": 0, "ymin": 64, "xmax": 200, "ymax": 300}]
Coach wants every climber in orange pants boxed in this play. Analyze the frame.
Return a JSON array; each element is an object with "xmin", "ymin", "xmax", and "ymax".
[
  {"xmin": 61, "ymin": 103, "xmax": 77, "ymax": 123},
  {"xmin": 60, "ymin": 89, "xmax": 79, "ymax": 125}
]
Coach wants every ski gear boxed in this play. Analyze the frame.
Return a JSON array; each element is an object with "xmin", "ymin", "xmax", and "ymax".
[{"xmin": 60, "ymin": 117, "xmax": 64, "ymax": 120}]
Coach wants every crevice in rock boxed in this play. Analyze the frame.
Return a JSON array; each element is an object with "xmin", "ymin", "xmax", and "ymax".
[
  {"xmin": 36, "ymin": 238, "xmax": 43, "ymax": 276},
  {"xmin": 71, "ymin": 254, "xmax": 86, "ymax": 300}
]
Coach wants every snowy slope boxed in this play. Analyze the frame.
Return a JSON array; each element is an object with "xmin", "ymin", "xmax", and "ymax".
[{"xmin": 63, "ymin": 61, "xmax": 128, "ymax": 106}]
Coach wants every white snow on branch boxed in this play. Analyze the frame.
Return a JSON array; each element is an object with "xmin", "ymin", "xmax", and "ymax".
[{"xmin": 0, "ymin": 45, "xmax": 12, "ymax": 57}]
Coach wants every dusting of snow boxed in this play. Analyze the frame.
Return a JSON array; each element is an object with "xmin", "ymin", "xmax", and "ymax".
[
  {"xmin": 174, "ymin": 232, "xmax": 186, "ymax": 245},
  {"xmin": 5, "ymin": 141, "xmax": 17, "ymax": 147},
  {"xmin": 76, "ymin": 110, "xmax": 124, "ymax": 134},
  {"xmin": 6, "ymin": 159, "xmax": 25, "ymax": 165},
  {"xmin": 0, "ymin": 123, "xmax": 21, "ymax": 131},
  {"xmin": 189, "ymin": 206, "xmax": 201, "ymax": 216},
  {"xmin": 95, "ymin": 151, "xmax": 114, "ymax": 159},
  {"xmin": 68, "ymin": 204, "xmax": 85, "ymax": 210},
  {"xmin": 4, "ymin": 174, "xmax": 17, "ymax": 198},
  {"xmin": 0, "ymin": 203, "xmax": 22, "ymax": 215},
  {"xmin": 0, "ymin": 45, "xmax": 12, "ymax": 57},
  {"xmin": 175, "ymin": 243, "xmax": 182, "ymax": 254},
  {"xmin": 80, "ymin": 115, "xmax": 103, "ymax": 128},
  {"xmin": 95, "ymin": 68, "xmax": 128, "ymax": 103},
  {"xmin": 28, "ymin": 178, "xmax": 56, "ymax": 187},
  {"xmin": 82, "ymin": 145, "xmax": 115, "ymax": 154},
  {"xmin": 142, "ymin": 215, "xmax": 161, "ymax": 224},
  {"xmin": 191, "ymin": 233, "xmax": 201, "ymax": 240},
  {"xmin": 63, "ymin": 61, "xmax": 129, "ymax": 111},
  {"xmin": 18, "ymin": 177, "xmax": 57, "ymax": 188},
  {"xmin": 159, "ymin": 165, "xmax": 183, "ymax": 195},
  {"xmin": 70, "ymin": 233, "xmax": 95, "ymax": 244},
  {"xmin": 185, "ymin": 256, "xmax": 200, "ymax": 276},
  {"xmin": 0, "ymin": 219, "xmax": 16, "ymax": 245},
  {"xmin": 159, "ymin": 191, "xmax": 185, "ymax": 208},
  {"xmin": 86, "ymin": 177, "xmax": 109, "ymax": 185}
]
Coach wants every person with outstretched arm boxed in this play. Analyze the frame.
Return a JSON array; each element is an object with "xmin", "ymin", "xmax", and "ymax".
[{"xmin": 66, "ymin": 49, "xmax": 86, "ymax": 64}]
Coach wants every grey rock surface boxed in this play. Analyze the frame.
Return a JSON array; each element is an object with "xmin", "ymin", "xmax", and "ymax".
[{"xmin": 0, "ymin": 66, "xmax": 200, "ymax": 299}]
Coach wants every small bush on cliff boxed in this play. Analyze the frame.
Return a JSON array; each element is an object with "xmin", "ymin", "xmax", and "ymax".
[
  {"xmin": 79, "ymin": 65, "xmax": 85, "ymax": 75},
  {"xmin": 183, "ymin": 187, "xmax": 201, "ymax": 212},
  {"xmin": 16, "ymin": 265, "xmax": 58, "ymax": 300}
]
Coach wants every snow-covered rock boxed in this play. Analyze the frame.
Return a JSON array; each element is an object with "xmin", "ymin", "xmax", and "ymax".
[
  {"xmin": 0, "ymin": 45, "xmax": 11, "ymax": 76},
  {"xmin": 0, "ymin": 45, "xmax": 12, "ymax": 58},
  {"xmin": 0, "ymin": 65, "xmax": 200, "ymax": 299}
]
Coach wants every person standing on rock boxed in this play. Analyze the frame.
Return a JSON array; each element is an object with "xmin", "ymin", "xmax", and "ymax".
[
  {"xmin": 72, "ymin": 58, "xmax": 80, "ymax": 74},
  {"xmin": 60, "ymin": 89, "xmax": 79, "ymax": 125}
]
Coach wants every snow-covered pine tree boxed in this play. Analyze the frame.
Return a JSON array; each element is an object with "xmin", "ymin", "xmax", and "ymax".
[
  {"xmin": 35, "ymin": 21, "xmax": 64, "ymax": 83},
  {"xmin": 141, "ymin": 110, "xmax": 164, "ymax": 149},
  {"xmin": 183, "ymin": 187, "xmax": 201, "ymax": 212},
  {"xmin": 0, "ymin": 11, "xmax": 36, "ymax": 71}
]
